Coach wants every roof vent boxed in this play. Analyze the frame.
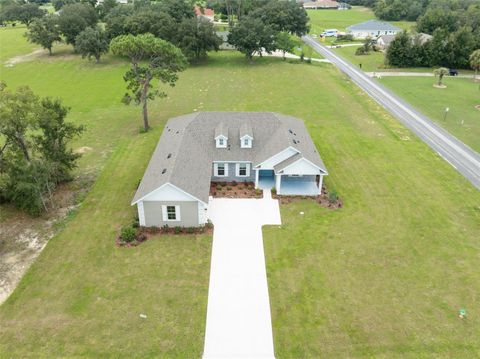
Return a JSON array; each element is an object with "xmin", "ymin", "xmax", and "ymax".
[
  {"xmin": 176, "ymin": 130, "xmax": 179, "ymax": 134},
  {"xmin": 161, "ymin": 169, "xmax": 167, "ymax": 174},
  {"xmin": 167, "ymin": 153, "xmax": 172, "ymax": 159},
  {"xmin": 293, "ymin": 139, "xmax": 298, "ymax": 144},
  {"xmin": 288, "ymin": 129, "xmax": 293, "ymax": 134}
]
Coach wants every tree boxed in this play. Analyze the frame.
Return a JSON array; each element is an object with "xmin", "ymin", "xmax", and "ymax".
[
  {"xmin": 275, "ymin": 32, "xmax": 295, "ymax": 60},
  {"xmin": 228, "ymin": 16, "xmax": 276, "ymax": 61},
  {"xmin": 470, "ymin": 49, "xmax": 480, "ymax": 81},
  {"xmin": 105, "ymin": 5, "xmax": 134, "ymax": 40},
  {"xmin": 110, "ymin": 34, "xmax": 188, "ymax": 131},
  {"xmin": 97, "ymin": 0, "xmax": 118, "ymax": 20},
  {"xmin": 155, "ymin": 0, "xmax": 194, "ymax": 23},
  {"xmin": 175, "ymin": 17, "xmax": 221, "ymax": 62},
  {"xmin": 385, "ymin": 31, "xmax": 413, "ymax": 67},
  {"xmin": 434, "ymin": 67, "xmax": 449, "ymax": 87},
  {"xmin": 25, "ymin": 15, "xmax": 61, "ymax": 55},
  {"xmin": 1, "ymin": 3, "xmax": 46, "ymax": 26},
  {"xmin": 123, "ymin": 9, "xmax": 176, "ymax": 41},
  {"xmin": 75, "ymin": 26, "xmax": 109, "ymax": 63},
  {"xmin": 58, "ymin": 3, "xmax": 97, "ymax": 46},
  {"xmin": 0, "ymin": 83, "xmax": 83, "ymax": 215},
  {"xmin": 249, "ymin": 1, "xmax": 309, "ymax": 36}
]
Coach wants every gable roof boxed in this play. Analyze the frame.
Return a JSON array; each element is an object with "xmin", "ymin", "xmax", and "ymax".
[
  {"xmin": 347, "ymin": 20, "xmax": 401, "ymax": 32},
  {"xmin": 132, "ymin": 112, "xmax": 327, "ymax": 205},
  {"xmin": 194, "ymin": 6, "xmax": 214, "ymax": 17}
]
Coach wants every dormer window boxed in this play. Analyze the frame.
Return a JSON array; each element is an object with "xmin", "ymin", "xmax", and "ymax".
[
  {"xmin": 240, "ymin": 135, "xmax": 253, "ymax": 148},
  {"xmin": 215, "ymin": 135, "xmax": 228, "ymax": 148}
]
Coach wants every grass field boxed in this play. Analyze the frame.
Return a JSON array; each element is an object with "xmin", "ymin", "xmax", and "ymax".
[
  {"xmin": 380, "ymin": 76, "xmax": 480, "ymax": 153},
  {"xmin": 1, "ymin": 26, "xmax": 480, "ymax": 357},
  {"xmin": 0, "ymin": 26, "xmax": 38, "ymax": 62},
  {"xmin": 307, "ymin": 7, "xmax": 415, "ymax": 35}
]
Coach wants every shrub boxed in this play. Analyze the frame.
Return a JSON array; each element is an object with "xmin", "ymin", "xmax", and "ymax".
[
  {"xmin": 186, "ymin": 227, "xmax": 195, "ymax": 234},
  {"xmin": 355, "ymin": 47, "xmax": 367, "ymax": 55},
  {"xmin": 226, "ymin": 186, "xmax": 232, "ymax": 190},
  {"xmin": 205, "ymin": 219, "xmax": 214, "ymax": 229},
  {"xmin": 248, "ymin": 185, "xmax": 253, "ymax": 190},
  {"xmin": 271, "ymin": 187, "xmax": 277, "ymax": 195},
  {"xmin": 220, "ymin": 182, "xmax": 227, "ymax": 187},
  {"xmin": 337, "ymin": 34, "xmax": 354, "ymax": 42},
  {"xmin": 174, "ymin": 226, "xmax": 182, "ymax": 234},
  {"xmin": 256, "ymin": 188, "xmax": 262, "ymax": 196},
  {"xmin": 120, "ymin": 226, "xmax": 136, "ymax": 243},
  {"xmin": 231, "ymin": 181, "xmax": 237, "ymax": 186},
  {"xmin": 216, "ymin": 185, "xmax": 222, "ymax": 191},
  {"xmin": 328, "ymin": 189, "xmax": 338, "ymax": 203}
]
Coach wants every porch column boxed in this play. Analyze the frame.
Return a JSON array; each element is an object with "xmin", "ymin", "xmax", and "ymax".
[
  {"xmin": 275, "ymin": 174, "xmax": 282, "ymax": 194},
  {"xmin": 138, "ymin": 201, "xmax": 146, "ymax": 226},
  {"xmin": 318, "ymin": 175, "xmax": 323, "ymax": 195},
  {"xmin": 255, "ymin": 168, "xmax": 259, "ymax": 188}
]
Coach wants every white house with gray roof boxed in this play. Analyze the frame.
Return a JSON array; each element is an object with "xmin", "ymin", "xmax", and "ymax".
[
  {"xmin": 347, "ymin": 20, "xmax": 401, "ymax": 39},
  {"xmin": 131, "ymin": 112, "xmax": 328, "ymax": 227}
]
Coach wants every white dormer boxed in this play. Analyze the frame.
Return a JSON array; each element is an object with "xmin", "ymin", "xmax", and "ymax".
[
  {"xmin": 239, "ymin": 123, "xmax": 253, "ymax": 149},
  {"xmin": 215, "ymin": 122, "xmax": 228, "ymax": 148},
  {"xmin": 215, "ymin": 135, "xmax": 228, "ymax": 148},
  {"xmin": 240, "ymin": 135, "xmax": 253, "ymax": 148}
]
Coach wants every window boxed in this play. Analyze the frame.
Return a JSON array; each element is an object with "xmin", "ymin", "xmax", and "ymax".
[
  {"xmin": 216, "ymin": 136, "xmax": 227, "ymax": 148},
  {"xmin": 219, "ymin": 138, "xmax": 224, "ymax": 146},
  {"xmin": 167, "ymin": 206, "xmax": 177, "ymax": 220},
  {"xmin": 216, "ymin": 163, "xmax": 226, "ymax": 176},
  {"xmin": 239, "ymin": 163, "xmax": 247, "ymax": 176},
  {"xmin": 244, "ymin": 139, "xmax": 249, "ymax": 147},
  {"xmin": 162, "ymin": 205, "xmax": 180, "ymax": 222}
]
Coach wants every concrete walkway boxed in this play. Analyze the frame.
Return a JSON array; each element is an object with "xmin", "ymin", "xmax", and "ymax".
[
  {"xmin": 257, "ymin": 50, "xmax": 331, "ymax": 63},
  {"xmin": 203, "ymin": 191, "xmax": 281, "ymax": 358}
]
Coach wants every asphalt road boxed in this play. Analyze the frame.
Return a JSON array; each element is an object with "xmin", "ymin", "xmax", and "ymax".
[{"xmin": 303, "ymin": 35, "xmax": 480, "ymax": 190}]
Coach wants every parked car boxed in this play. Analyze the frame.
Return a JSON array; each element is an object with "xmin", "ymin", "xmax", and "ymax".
[
  {"xmin": 321, "ymin": 29, "xmax": 339, "ymax": 37},
  {"xmin": 449, "ymin": 69, "xmax": 459, "ymax": 76}
]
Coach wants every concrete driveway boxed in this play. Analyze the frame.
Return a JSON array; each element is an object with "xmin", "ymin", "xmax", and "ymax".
[{"xmin": 203, "ymin": 191, "xmax": 281, "ymax": 358}]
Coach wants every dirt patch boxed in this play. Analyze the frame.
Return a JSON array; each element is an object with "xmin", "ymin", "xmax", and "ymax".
[
  {"xmin": 433, "ymin": 84, "xmax": 447, "ymax": 89},
  {"xmin": 210, "ymin": 181, "xmax": 262, "ymax": 198},
  {"xmin": 475, "ymin": 105, "xmax": 480, "ymax": 111},
  {"xmin": 4, "ymin": 47, "xmax": 77, "ymax": 67},
  {"xmin": 0, "ymin": 180, "xmax": 90, "ymax": 305},
  {"xmin": 74, "ymin": 146, "xmax": 93, "ymax": 154}
]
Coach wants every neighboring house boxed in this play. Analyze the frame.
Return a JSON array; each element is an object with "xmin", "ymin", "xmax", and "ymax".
[
  {"xmin": 132, "ymin": 112, "xmax": 328, "ymax": 227},
  {"xmin": 338, "ymin": 2, "xmax": 351, "ymax": 10},
  {"xmin": 347, "ymin": 20, "xmax": 401, "ymax": 39},
  {"xmin": 375, "ymin": 34, "xmax": 396, "ymax": 50},
  {"xmin": 194, "ymin": 6, "xmax": 214, "ymax": 22},
  {"xmin": 97, "ymin": 0, "xmax": 127, "ymax": 4},
  {"xmin": 376, "ymin": 32, "xmax": 433, "ymax": 50},
  {"xmin": 303, "ymin": 0, "xmax": 339, "ymax": 9}
]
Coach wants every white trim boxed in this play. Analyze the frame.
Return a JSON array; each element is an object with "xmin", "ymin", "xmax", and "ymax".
[
  {"xmin": 162, "ymin": 204, "xmax": 180, "ymax": 222},
  {"xmin": 318, "ymin": 175, "xmax": 324, "ymax": 195},
  {"xmin": 254, "ymin": 146, "xmax": 300, "ymax": 169},
  {"xmin": 132, "ymin": 182, "xmax": 207, "ymax": 206},
  {"xmin": 212, "ymin": 160, "xmax": 253, "ymax": 163},
  {"xmin": 240, "ymin": 135, "xmax": 253, "ymax": 148},
  {"xmin": 235, "ymin": 163, "xmax": 250, "ymax": 177},
  {"xmin": 279, "ymin": 157, "xmax": 327, "ymax": 175},
  {"xmin": 216, "ymin": 136, "xmax": 228, "ymax": 148},
  {"xmin": 215, "ymin": 162, "xmax": 228, "ymax": 177},
  {"xmin": 138, "ymin": 201, "xmax": 146, "ymax": 226},
  {"xmin": 214, "ymin": 134, "xmax": 228, "ymax": 140}
]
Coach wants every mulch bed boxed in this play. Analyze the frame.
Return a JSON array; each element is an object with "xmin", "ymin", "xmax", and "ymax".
[
  {"xmin": 273, "ymin": 186, "xmax": 343, "ymax": 209},
  {"xmin": 210, "ymin": 181, "xmax": 263, "ymax": 198},
  {"xmin": 116, "ymin": 224, "xmax": 214, "ymax": 247}
]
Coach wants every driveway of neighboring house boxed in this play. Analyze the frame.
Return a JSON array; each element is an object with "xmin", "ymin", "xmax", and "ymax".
[{"xmin": 203, "ymin": 191, "xmax": 281, "ymax": 358}]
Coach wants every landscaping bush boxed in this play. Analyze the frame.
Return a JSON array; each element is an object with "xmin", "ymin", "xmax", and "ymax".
[
  {"xmin": 216, "ymin": 185, "xmax": 222, "ymax": 191},
  {"xmin": 226, "ymin": 186, "xmax": 232, "ymax": 190},
  {"xmin": 355, "ymin": 47, "xmax": 368, "ymax": 55},
  {"xmin": 186, "ymin": 227, "xmax": 195, "ymax": 234},
  {"xmin": 132, "ymin": 215, "xmax": 139, "ymax": 228},
  {"xmin": 205, "ymin": 219, "xmax": 213, "ymax": 229},
  {"xmin": 256, "ymin": 188, "xmax": 262, "ymax": 196},
  {"xmin": 337, "ymin": 34, "xmax": 354, "ymax": 42},
  {"xmin": 231, "ymin": 181, "xmax": 237, "ymax": 186},
  {"xmin": 174, "ymin": 226, "xmax": 182, "ymax": 234},
  {"xmin": 120, "ymin": 226, "xmax": 136, "ymax": 243},
  {"xmin": 220, "ymin": 182, "xmax": 227, "ymax": 187},
  {"xmin": 328, "ymin": 189, "xmax": 338, "ymax": 203},
  {"xmin": 271, "ymin": 187, "xmax": 277, "ymax": 195},
  {"xmin": 248, "ymin": 185, "xmax": 253, "ymax": 190}
]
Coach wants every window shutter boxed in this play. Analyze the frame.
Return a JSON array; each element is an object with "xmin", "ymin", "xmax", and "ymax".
[
  {"xmin": 161, "ymin": 205, "xmax": 167, "ymax": 221},
  {"xmin": 175, "ymin": 205, "xmax": 181, "ymax": 221},
  {"xmin": 224, "ymin": 163, "xmax": 229, "ymax": 177},
  {"xmin": 235, "ymin": 163, "xmax": 239, "ymax": 177},
  {"xmin": 213, "ymin": 163, "xmax": 218, "ymax": 176},
  {"xmin": 246, "ymin": 163, "xmax": 250, "ymax": 177}
]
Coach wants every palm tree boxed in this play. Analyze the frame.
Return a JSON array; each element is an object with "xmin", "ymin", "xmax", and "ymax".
[
  {"xmin": 469, "ymin": 49, "xmax": 480, "ymax": 82},
  {"xmin": 434, "ymin": 67, "xmax": 449, "ymax": 87}
]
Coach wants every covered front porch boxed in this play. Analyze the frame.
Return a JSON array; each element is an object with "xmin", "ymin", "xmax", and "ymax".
[{"xmin": 255, "ymin": 169, "xmax": 322, "ymax": 196}]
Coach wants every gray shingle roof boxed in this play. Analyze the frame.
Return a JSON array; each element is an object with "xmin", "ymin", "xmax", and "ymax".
[
  {"xmin": 132, "ymin": 112, "xmax": 327, "ymax": 204},
  {"xmin": 214, "ymin": 122, "xmax": 227, "ymax": 138},
  {"xmin": 347, "ymin": 20, "xmax": 401, "ymax": 32},
  {"xmin": 240, "ymin": 123, "xmax": 253, "ymax": 138}
]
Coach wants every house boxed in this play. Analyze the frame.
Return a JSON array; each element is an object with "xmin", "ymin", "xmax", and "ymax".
[
  {"xmin": 375, "ymin": 34, "xmax": 396, "ymax": 50},
  {"xmin": 347, "ymin": 20, "xmax": 401, "ymax": 39},
  {"xmin": 303, "ymin": 0, "xmax": 339, "ymax": 10},
  {"xmin": 376, "ymin": 32, "xmax": 433, "ymax": 50},
  {"xmin": 338, "ymin": 2, "xmax": 351, "ymax": 10},
  {"xmin": 131, "ymin": 112, "xmax": 328, "ymax": 227},
  {"xmin": 194, "ymin": 6, "xmax": 214, "ymax": 22}
]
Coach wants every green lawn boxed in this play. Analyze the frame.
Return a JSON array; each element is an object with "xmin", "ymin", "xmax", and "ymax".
[
  {"xmin": 307, "ymin": 7, "xmax": 375, "ymax": 34},
  {"xmin": 0, "ymin": 26, "xmax": 38, "ymax": 62},
  {"xmin": 1, "ymin": 26, "xmax": 480, "ymax": 358},
  {"xmin": 380, "ymin": 76, "xmax": 480, "ymax": 153},
  {"xmin": 335, "ymin": 45, "xmax": 387, "ymax": 71}
]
